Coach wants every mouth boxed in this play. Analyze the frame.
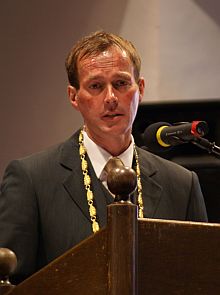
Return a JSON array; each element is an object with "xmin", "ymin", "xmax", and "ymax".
[
  {"xmin": 102, "ymin": 114, "xmax": 123, "ymax": 122},
  {"xmin": 103, "ymin": 113, "xmax": 123, "ymax": 119}
]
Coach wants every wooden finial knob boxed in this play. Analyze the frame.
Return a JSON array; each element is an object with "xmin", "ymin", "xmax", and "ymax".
[
  {"xmin": 0, "ymin": 248, "xmax": 17, "ymax": 279},
  {"xmin": 107, "ymin": 166, "xmax": 137, "ymax": 201}
]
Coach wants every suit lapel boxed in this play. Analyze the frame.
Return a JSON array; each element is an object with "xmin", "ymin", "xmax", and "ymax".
[
  {"xmin": 59, "ymin": 130, "xmax": 109, "ymax": 226},
  {"xmin": 137, "ymin": 147, "xmax": 163, "ymax": 218}
]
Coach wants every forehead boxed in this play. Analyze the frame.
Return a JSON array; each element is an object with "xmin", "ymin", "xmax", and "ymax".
[{"xmin": 77, "ymin": 46, "xmax": 134, "ymax": 78}]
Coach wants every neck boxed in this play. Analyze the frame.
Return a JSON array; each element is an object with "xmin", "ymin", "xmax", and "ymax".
[{"xmin": 84, "ymin": 127, "xmax": 132, "ymax": 156}]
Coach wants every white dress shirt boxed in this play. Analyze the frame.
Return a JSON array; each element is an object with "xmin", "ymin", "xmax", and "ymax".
[{"xmin": 83, "ymin": 130, "xmax": 134, "ymax": 187}]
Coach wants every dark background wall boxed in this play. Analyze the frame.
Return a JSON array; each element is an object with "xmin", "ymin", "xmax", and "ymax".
[{"xmin": 1, "ymin": 0, "xmax": 220, "ymax": 179}]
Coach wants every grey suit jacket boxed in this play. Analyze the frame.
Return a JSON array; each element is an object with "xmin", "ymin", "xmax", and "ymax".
[{"xmin": 0, "ymin": 130, "xmax": 208, "ymax": 283}]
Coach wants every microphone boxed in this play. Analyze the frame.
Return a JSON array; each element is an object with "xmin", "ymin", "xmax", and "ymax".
[{"xmin": 143, "ymin": 121, "xmax": 209, "ymax": 153}]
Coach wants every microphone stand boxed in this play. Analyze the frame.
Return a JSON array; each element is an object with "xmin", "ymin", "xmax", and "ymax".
[{"xmin": 191, "ymin": 137, "xmax": 220, "ymax": 157}]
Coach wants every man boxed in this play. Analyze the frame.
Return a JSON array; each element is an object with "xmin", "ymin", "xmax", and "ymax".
[{"xmin": 0, "ymin": 31, "xmax": 208, "ymax": 284}]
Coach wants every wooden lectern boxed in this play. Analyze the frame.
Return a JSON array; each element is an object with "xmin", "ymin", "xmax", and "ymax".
[
  {"xmin": 1, "ymin": 166, "xmax": 220, "ymax": 294},
  {"xmin": 1, "ymin": 203, "xmax": 220, "ymax": 294}
]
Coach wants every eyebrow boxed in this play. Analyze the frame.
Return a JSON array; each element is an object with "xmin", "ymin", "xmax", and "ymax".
[
  {"xmin": 86, "ymin": 74, "xmax": 104, "ymax": 81},
  {"xmin": 86, "ymin": 72, "xmax": 132, "ymax": 82}
]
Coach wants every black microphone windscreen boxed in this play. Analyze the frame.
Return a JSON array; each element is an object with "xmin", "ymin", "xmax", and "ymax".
[{"xmin": 143, "ymin": 122, "xmax": 172, "ymax": 153}]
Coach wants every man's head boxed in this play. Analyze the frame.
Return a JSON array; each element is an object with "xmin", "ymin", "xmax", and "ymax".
[
  {"xmin": 66, "ymin": 31, "xmax": 145, "ymax": 155},
  {"xmin": 65, "ymin": 31, "xmax": 142, "ymax": 90}
]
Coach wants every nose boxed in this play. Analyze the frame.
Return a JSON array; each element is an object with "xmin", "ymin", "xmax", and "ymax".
[{"xmin": 104, "ymin": 86, "xmax": 118, "ymax": 110}]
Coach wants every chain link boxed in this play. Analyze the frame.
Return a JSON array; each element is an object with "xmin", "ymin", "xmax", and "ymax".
[
  {"xmin": 134, "ymin": 145, "xmax": 144, "ymax": 218},
  {"xmin": 79, "ymin": 131, "xmax": 100, "ymax": 233}
]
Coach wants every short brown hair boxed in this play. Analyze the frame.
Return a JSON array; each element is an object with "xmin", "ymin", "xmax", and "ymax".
[{"xmin": 65, "ymin": 31, "xmax": 141, "ymax": 89}]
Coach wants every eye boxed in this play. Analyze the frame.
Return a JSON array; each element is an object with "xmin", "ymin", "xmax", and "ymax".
[
  {"xmin": 89, "ymin": 82, "xmax": 103, "ymax": 90},
  {"xmin": 114, "ymin": 80, "xmax": 131, "ymax": 89}
]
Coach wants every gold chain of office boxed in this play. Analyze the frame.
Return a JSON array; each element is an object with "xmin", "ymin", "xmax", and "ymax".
[{"xmin": 79, "ymin": 129, "xmax": 144, "ymax": 233}]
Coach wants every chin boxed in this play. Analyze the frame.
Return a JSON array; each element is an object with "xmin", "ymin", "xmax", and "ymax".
[{"xmin": 101, "ymin": 124, "xmax": 130, "ymax": 137}]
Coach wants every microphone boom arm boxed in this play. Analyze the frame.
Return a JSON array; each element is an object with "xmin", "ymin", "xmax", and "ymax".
[{"xmin": 191, "ymin": 137, "xmax": 220, "ymax": 157}]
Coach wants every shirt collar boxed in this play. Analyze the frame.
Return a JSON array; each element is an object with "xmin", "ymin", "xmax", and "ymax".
[{"xmin": 83, "ymin": 130, "xmax": 134, "ymax": 179}]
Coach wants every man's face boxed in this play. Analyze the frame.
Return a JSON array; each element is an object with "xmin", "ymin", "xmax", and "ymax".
[{"xmin": 68, "ymin": 46, "xmax": 145, "ymax": 143}]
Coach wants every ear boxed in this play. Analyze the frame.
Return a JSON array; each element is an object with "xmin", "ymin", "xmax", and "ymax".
[
  {"xmin": 138, "ymin": 77, "xmax": 145, "ymax": 103},
  {"xmin": 67, "ymin": 85, "xmax": 79, "ymax": 110}
]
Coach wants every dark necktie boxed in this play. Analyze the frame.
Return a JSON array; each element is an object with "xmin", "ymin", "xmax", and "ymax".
[{"xmin": 103, "ymin": 157, "xmax": 124, "ymax": 175}]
